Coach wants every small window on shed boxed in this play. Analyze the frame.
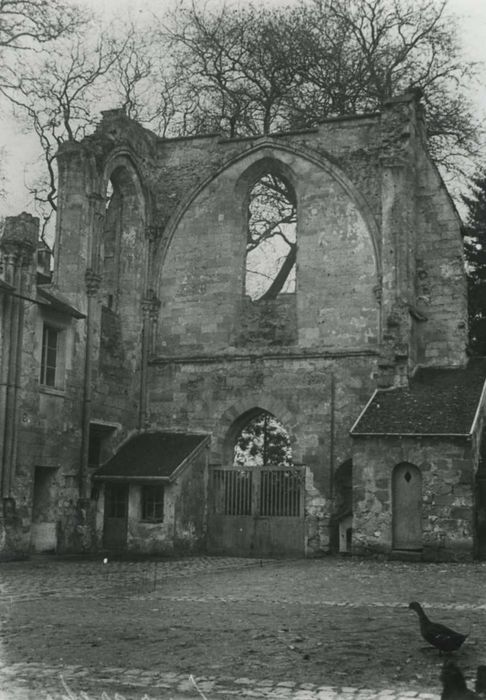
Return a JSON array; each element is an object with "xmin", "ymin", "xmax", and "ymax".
[
  {"xmin": 245, "ymin": 174, "xmax": 297, "ymax": 301},
  {"xmin": 141, "ymin": 485, "xmax": 165, "ymax": 523}
]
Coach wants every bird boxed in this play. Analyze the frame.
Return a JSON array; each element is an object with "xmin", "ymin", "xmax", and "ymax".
[
  {"xmin": 441, "ymin": 660, "xmax": 479, "ymax": 699},
  {"xmin": 409, "ymin": 601, "xmax": 468, "ymax": 653}
]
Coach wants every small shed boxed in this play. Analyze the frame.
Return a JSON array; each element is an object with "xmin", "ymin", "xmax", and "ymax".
[
  {"xmin": 93, "ymin": 431, "xmax": 210, "ymax": 554},
  {"xmin": 350, "ymin": 360, "xmax": 486, "ymax": 560}
]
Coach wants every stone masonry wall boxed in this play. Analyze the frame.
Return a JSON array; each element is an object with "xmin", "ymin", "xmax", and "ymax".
[
  {"xmin": 148, "ymin": 355, "xmax": 376, "ymax": 554},
  {"xmin": 415, "ymin": 156, "xmax": 467, "ymax": 367},
  {"xmin": 5, "ymin": 93, "xmax": 463, "ymax": 557},
  {"xmin": 352, "ymin": 436, "xmax": 475, "ymax": 560}
]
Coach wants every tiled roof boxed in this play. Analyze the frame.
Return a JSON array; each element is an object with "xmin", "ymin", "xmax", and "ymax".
[
  {"xmin": 93, "ymin": 432, "xmax": 210, "ymax": 481},
  {"xmin": 351, "ymin": 360, "xmax": 486, "ymax": 436}
]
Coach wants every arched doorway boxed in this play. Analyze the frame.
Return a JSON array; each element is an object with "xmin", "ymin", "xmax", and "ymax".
[
  {"xmin": 392, "ymin": 463, "xmax": 422, "ymax": 551},
  {"xmin": 207, "ymin": 409, "xmax": 305, "ymax": 557}
]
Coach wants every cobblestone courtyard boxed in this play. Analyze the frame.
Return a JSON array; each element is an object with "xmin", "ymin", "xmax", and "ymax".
[{"xmin": 0, "ymin": 555, "xmax": 485, "ymax": 699}]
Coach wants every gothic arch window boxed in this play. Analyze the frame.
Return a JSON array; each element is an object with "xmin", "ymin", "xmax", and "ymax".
[
  {"xmin": 245, "ymin": 173, "xmax": 297, "ymax": 302},
  {"xmin": 233, "ymin": 409, "xmax": 293, "ymax": 467},
  {"xmin": 101, "ymin": 163, "xmax": 144, "ymax": 313}
]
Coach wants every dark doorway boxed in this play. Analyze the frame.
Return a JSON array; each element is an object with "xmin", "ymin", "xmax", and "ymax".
[
  {"xmin": 103, "ymin": 482, "xmax": 128, "ymax": 550},
  {"xmin": 31, "ymin": 466, "xmax": 58, "ymax": 552}
]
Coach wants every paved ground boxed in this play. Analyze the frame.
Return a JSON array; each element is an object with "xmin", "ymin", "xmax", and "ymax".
[{"xmin": 0, "ymin": 555, "xmax": 485, "ymax": 699}]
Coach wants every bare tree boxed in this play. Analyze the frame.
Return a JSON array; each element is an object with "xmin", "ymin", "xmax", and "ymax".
[
  {"xmin": 246, "ymin": 174, "xmax": 297, "ymax": 301},
  {"xmin": 1, "ymin": 28, "xmax": 126, "ymax": 232},
  {"xmin": 162, "ymin": 2, "xmax": 312, "ymax": 137},
  {"xmin": 0, "ymin": 0, "xmax": 85, "ymax": 49},
  {"xmin": 0, "ymin": 0, "xmax": 88, "ymax": 85},
  {"xmin": 160, "ymin": 0, "xmax": 479, "ymax": 170},
  {"xmin": 0, "ymin": 0, "xmax": 88, "ymax": 208},
  {"xmin": 154, "ymin": 0, "xmax": 479, "ymax": 296}
]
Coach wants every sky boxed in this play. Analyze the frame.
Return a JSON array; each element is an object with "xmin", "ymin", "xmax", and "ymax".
[{"xmin": 1, "ymin": 0, "xmax": 486, "ymax": 221}]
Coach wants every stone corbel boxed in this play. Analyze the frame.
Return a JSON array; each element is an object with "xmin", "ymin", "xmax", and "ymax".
[
  {"xmin": 141, "ymin": 288, "xmax": 161, "ymax": 318},
  {"xmin": 85, "ymin": 268, "xmax": 102, "ymax": 297},
  {"xmin": 145, "ymin": 225, "xmax": 164, "ymax": 242}
]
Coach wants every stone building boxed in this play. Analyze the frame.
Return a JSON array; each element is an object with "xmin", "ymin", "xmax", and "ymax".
[{"xmin": 1, "ymin": 89, "xmax": 485, "ymax": 560}]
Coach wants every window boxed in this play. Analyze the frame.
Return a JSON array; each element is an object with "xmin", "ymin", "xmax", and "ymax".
[
  {"xmin": 141, "ymin": 485, "xmax": 165, "ymax": 523},
  {"xmin": 245, "ymin": 173, "xmax": 297, "ymax": 301},
  {"xmin": 40, "ymin": 325, "xmax": 59, "ymax": 387}
]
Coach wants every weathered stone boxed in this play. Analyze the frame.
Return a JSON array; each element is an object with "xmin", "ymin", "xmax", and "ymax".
[{"xmin": 0, "ymin": 90, "xmax": 479, "ymax": 560}]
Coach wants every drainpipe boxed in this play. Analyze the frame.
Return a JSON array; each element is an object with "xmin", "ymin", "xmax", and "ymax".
[
  {"xmin": 79, "ymin": 269, "xmax": 101, "ymax": 500},
  {"xmin": 9, "ymin": 262, "xmax": 28, "ymax": 488},
  {"xmin": 139, "ymin": 296, "xmax": 151, "ymax": 430},
  {"xmin": 329, "ymin": 372, "xmax": 335, "ymax": 502},
  {"xmin": 138, "ymin": 226, "xmax": 161, "ymax": 430},
  {"xmin": 78, "ymin": 194, "xmax": 104, "ymax": 502}
]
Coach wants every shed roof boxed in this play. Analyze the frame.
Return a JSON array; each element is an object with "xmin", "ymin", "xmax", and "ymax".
[
  {"xmin": 351, "ymin": 360, "xmax": 486, "ymax": 437},
  {"xmin": 0, "ymin": 279, "xmax": 14, "ymax": 293},
  {"xmin": 93, "ymin": 431, "xmax": 210, "ymax": 482},
  {"xmin": 37, "ymin": 285, "xmax": 85, "ymax": 318}
]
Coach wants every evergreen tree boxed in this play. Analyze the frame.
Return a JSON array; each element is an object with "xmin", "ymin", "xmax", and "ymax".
[
  {"xmin": 462, "ymin": 171, "xmax": 486, "ymax": 354},
  {"xmin": 234, "ymin": 412, "xmax": 293, "ymax": 467}
]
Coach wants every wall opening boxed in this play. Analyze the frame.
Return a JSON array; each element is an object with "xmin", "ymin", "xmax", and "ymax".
[
  {"xmin": 101, "ymin": 167, "xmax": 143, "ymax": 313},
  {"xmin": 99, "ymin": 162, "xmax": 145, "ymax": 374},
  {"xmin": 245, "ymin": 173, "xmax": 297, "ymax": 302},
  {"xmin": 31, "ymin": 466, "xmax": 58, "ymax": 552},
  {"xmin": 233, "ymin": 409, "xmax": 293, "ymax": 467}
]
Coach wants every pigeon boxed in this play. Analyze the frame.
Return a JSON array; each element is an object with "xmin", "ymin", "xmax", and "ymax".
[{"xmin": 409, "ymin": 601, "xmax": 468, "ymax": 653}]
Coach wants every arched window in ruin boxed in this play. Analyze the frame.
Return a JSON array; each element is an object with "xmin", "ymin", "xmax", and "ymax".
[
  {"xmin": 99, "ymin": 161, "xmax": 145, "ymax": 370},
  {"xmin": 233, "ymin": 409, "xmax": 293, "ymax": 467},
  {"xmin": 101, "ymin": 164, "xmax": 144, "ymax": 313},
  {"xmin": 245, "ymin": 173, "xmax": 297, "ymax": 302}
]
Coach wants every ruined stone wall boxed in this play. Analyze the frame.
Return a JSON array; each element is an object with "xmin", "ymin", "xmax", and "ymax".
[
  {"xmin": 415, "ymin": 157, "xmax": 467, "ymax": 367},
  {"xmin": 1, "ymin": 93, "xmax": 465, "ymax": 557},
  {"xmin": 144, "ymin": 118, "xmax": 385, "ymax": 555},
  {"xmin": 154, "ymin": 142, "xmax": 380, "ymax": 354},
  {"xmin": 148, "ymin": 355, "xmax": 376, "ymax": 554},
  {"xmin": 352, "ymin": 436, "xmax": 475, "ymax": 560},
  {"xmin": 0, "ymin": 214, "xmax": 87, "ymax": 554}
]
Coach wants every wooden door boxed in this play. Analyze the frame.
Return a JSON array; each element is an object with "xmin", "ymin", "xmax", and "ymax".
[
  {"xmin": 392, "ymin": 463, "xmax": 422, "ymax": 551},
  {"xmin": 103, "ymin": 482, "xmax": 128, "ymax": 550}
]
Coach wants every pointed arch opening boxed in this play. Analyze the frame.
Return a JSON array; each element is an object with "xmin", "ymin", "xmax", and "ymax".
[
  {"xmin": 236, "ymin": 158, "xmax": 298, "ymax": 347},
  {"xmin": 233, "ymin": 409, "xmax": 293, "ymax": 467},
  {"xmin": 99, "ymin": 159, "xmax": 146, "ymax": 371},
  {"xmin": 245, "ymin": 173, "xmax": 297, "ymax": 302},
  {"xmin": 101, "ymin": 164, "xmax": 144, "ymax": 313}
]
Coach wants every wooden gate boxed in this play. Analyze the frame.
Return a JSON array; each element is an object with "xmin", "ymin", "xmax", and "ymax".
[{"xmin": 207, "ymin": 466, "xmax": 305, "ymax": 557}]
